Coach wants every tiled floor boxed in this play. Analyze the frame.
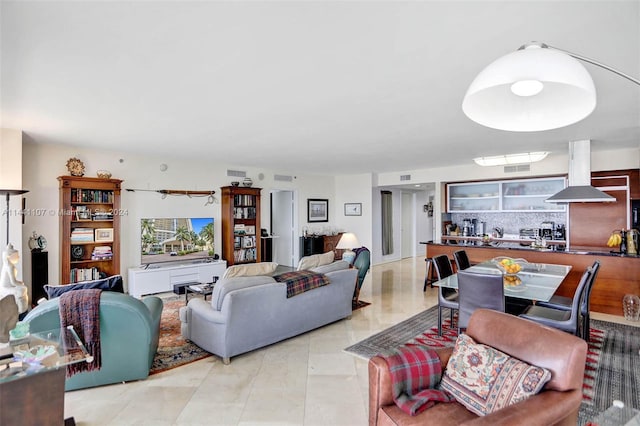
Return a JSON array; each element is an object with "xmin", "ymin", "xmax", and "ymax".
[{"xmin": 64, "ymin": 257, "xmax": 638, "ymax": 425}]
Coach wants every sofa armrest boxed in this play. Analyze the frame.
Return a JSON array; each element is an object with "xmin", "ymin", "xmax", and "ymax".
[
  {"xmin": 369, "ymin": 347, "xmax": 454, "ymax": 425},
  {"xmin": 461, "ymin": 389, "xmax": 582, "ymax": 426},
  {"xmin": 186, "ymin": 298, "xmax": 227, "ymax": 324}
]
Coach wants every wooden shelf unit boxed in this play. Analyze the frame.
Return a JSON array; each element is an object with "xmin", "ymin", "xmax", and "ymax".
[
  {"xmin": 221, "ymin": 186, "xmax": 261, "ymax": 266},
  {"xmin": 58, "ymin": 176, "xmax": 123, "ymax": 284}
]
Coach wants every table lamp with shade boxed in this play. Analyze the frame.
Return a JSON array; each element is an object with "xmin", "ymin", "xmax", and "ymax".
[{"xmin": 336, "ymin": 232, "xmax": 360, "ymax": 265}]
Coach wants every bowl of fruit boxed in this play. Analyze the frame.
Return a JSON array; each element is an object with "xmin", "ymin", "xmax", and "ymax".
[{"xmin": 492, "ymin": 256, "xmax": 527, "ymax": 276}]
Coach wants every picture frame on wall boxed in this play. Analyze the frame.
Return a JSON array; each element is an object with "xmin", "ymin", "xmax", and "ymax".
[
  {"xmin": 307, "ymin": 199, "xmax": 329, "ymax": 222},
  {"xmin": 344, "ymin": 203, "xmax": 362, "ymax": 216}
]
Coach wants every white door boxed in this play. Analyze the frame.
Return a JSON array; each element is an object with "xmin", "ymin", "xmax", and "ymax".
[
  {"xmin": 401, "ymin": 192, "xmax": 414, "ymax": 258},
  {"xmin": 271, "ymin": 190, "xmax": 296, "ymax": 267}
]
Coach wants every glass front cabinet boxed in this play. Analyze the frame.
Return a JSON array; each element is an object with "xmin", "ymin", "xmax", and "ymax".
[{"xmin": 447, "ymin": 177, "xmax": 567, "ymax": 213}]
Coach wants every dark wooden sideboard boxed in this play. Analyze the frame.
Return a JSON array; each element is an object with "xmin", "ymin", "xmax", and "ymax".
[
  {"xmin": 300, "ymin": 234, "xmax": 344, "ymax": 259},
  {"xmin": 426, "ymin": 243, "xmax": 640, "ymax": 316}
]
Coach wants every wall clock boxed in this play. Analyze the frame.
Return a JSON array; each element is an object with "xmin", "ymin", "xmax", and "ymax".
[
  {"xmin": 28, "ymin": 232, "xmax": 47, "ymax": 251},
  {"xmin": 71, "ymin": 245, "xmax": 85, "ymax": 260}
]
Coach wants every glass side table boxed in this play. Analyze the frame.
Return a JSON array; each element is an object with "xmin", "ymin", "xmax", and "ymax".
[
  {"xmin": 0, "ymin": 325, "xmax": 93, "ymax": 426},
  {"xmin": 588, "ymin": 403, "xmax": 640, "ymax": 426}
]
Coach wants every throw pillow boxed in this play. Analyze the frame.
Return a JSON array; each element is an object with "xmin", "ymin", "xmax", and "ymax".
[
  {"xmin": 297, "ymin": 251, "xmax": 335, "ymax": 271},
  {"xmin": 439, "ymin": 333, "xmax": 551, "ymax": 416},
  {"xmin": 44, "ymin": 275, "xmax": 124, "ymax": 299},
  {"xmin": 222, "ymin": 262, "xmax": 278, "ymax": 278}
]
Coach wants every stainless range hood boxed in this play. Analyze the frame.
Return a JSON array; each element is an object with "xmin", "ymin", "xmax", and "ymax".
[{"xmin": 545, "ymin": 140, "xmax": 616, "ymax": 203}]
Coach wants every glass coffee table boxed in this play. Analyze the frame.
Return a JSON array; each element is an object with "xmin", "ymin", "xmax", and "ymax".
[
  {"xmin": 588, "ymin": 402, "xmax": 640, "ymax": 426},
  {"xmin": 185, "ymin": 282, "xmax": 215, "ymax": 302},
  {"xmin": 0, "ymin": 325, "xmax": 93, "ymax": 426}
]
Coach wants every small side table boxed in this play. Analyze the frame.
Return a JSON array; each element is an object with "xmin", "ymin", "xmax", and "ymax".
[
  {"xmin": 0, "ymin": 326, "xmax": 93, "ymax": 426},
  {"xmin": 588, "ymin": 403, "xmax": 640, "ymax": 426}
]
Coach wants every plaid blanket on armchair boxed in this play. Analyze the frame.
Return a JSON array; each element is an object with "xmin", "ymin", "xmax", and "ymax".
[
  {"xmin": 381, "ymin": 345, "xmax": 455, "ymax": 415},
  {"xmin": 274, "ymin": 270, "xmax": 330, "ymax": 298}
]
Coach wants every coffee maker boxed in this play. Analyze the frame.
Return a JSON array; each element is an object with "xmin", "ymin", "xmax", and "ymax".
[
  {"xmin": 553, "ymin": 224, "xmax": 566, "ymax": 250},
  {"xmin": 540, "ymin": 221, "xmax": 555, "ymax": 240}
]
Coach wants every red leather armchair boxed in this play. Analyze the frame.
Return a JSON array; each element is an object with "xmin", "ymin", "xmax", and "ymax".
[{"xmin": 368, "ymin": 309, "xmax": 588, "ymax": 426}]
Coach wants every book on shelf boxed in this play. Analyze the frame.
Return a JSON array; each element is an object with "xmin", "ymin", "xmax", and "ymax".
[
  {"xmin": 71, "ymin": 228, "xmax": 95, "ymax": 242},
  {"xmin": 234, "ymin": 224, "xmax": 246, "ymax": 235},
  {"xmin": 70, "ymin": 267, "xmax": 101, "ymax": 283},
  {"xmin": 91, "ymin": 245, "xmax": 113, "ymax": 260}
]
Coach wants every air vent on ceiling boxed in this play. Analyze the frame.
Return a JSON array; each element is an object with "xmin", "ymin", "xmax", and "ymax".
[
  {"xmin": 400, "ymin": 174, "xmax": 411, "ymax": 181},
  {"xmin": 227, "ymin": 169, "xmax": 246, "ymax": 178},
  {"xmin": 274, "ymin": 174, "xmax": 293, "ymax": 182},
  {"xmin": 503, "ymin": 164, "xmax": 530, "ymax": 173}
]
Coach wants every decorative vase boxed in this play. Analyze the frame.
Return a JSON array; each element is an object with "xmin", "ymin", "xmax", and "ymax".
[
  {"xmin": 242, "ymin": 177, "xmax": 253, "ymax": 187},
  {"xmin": 622, "ymin": 294, "xmax": 640, "ymax": 321}
]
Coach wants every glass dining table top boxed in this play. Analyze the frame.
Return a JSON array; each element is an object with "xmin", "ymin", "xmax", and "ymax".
[{"xmin": 433, "ymin": 260, "xmax": 572, "ymax": 302}]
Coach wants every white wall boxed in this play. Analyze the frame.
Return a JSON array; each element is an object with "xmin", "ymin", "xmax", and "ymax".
[
  {"xmin": 0, "ymin": 129, "xmax": 25, "ymax": 280},
  {"xmin": 334, "ymin": 173, "xmax": 373, "ymax": 251},
  {"xmin": 21, "ymin": 141, "xmax": 340, "ymax": 289}
]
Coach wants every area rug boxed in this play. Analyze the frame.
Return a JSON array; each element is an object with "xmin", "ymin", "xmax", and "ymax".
[
  {"xmin": 344, "ymin": 305, "xmax": 640, "ymax": 425},
  {"xmin": 149, "ymin": 296, "xmax": 212, "ymax": 374}
]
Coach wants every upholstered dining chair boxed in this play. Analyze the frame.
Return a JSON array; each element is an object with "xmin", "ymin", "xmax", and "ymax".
[
  {"xmin": 519, "ymin": 264, "xmax": 594, "ymax": 337},
  {"xmin": 432, "ymin": 254, "xmax": 458, "ymax": 336},
  {"xmin": 352, "ymin": 248, "xmax": 371, "ymax": 304},
  {"xmin": 536, "ymin": 260, "xmax": 601, "ymax": 341},
  {"xmin": 456, "ymin": 270, "xmax": 505, "ymax": 333},
  {"xmin": 453, "ymin": 250, "xmax": 471, "ymax": 271}
]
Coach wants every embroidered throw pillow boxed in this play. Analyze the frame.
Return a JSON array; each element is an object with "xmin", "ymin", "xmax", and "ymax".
[
  {"xmin": 439, "ymin": 333, "xmax": 551, "ymax": 416},
  {"xmin": 44, "ymin": 275, "xmax": 124, "ymax": 299}
]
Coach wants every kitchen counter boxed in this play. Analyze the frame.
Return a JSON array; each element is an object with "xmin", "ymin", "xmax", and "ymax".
[
  {"xmin": 424, "ymin": 242, "xmax": 640, "ymax": 316},
  {"xmin": 422, "ymin": 239, "xmax": 640, "ymax": 258}
]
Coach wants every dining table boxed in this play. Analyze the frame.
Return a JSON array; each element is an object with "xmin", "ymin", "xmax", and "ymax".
[{"xmin": 433, "ymin": 259, "xmax": 572, "ymax": 303}]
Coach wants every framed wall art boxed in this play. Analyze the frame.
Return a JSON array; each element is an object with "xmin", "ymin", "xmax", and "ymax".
[
  {"xmin": 307, "ymin": 199, "xmax": 328, "ymax": 222},
  {"xmin": 95, "ymin": 228, "xmax": 114, "ymax": 243},
  {"xmin": 344, "ymin": 203, "xmax": 362, "ymax": 216}
]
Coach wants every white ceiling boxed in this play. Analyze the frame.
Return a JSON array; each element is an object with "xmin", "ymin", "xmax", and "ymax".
[{"xmin": 2, "ymin": 1, "xmax": 639, "ymax": 176}]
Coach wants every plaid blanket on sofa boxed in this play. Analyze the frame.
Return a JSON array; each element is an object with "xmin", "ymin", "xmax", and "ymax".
[
  {"xmin": 381, "ymin": 345, "xmax": 454, "ymax": 416},
  {"xmin": 273, "ymin": 270, "xmax": 330, "ymax": 298}
]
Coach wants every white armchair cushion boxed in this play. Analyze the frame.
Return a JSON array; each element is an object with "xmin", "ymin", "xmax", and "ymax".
[
  {"xmin": 222, "ymin": 262, "xmax": 278, "ymax": 278},
  {"xmin": 297, "ymin": 251, "xmax": 335, "ymax": 270}
]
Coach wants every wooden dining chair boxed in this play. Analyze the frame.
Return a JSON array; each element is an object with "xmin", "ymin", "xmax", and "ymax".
[
  {"xmin": 519, "ymin": 264, "xmax": 594, "ymax": 337},
  {"xmin": 432, "ymin": 254, "xmax": 458, "ymax": 336},
  {"xmin": 536, "ymin": 260, "xmax": 600, "ymax": 341},
  {"xmin": 456, "ymin": 270, "xmax": 505, "ymax": 333},
  {"xmin": 453, "ymin": 250, "xmax": 471, "ymax": 271}
]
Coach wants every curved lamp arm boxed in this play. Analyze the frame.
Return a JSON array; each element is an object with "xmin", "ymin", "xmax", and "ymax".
[{"xmin": 528, "ymin": 42, "xmax": 640, "ymax": 86}]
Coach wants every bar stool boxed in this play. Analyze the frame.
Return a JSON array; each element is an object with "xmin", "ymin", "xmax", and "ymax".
[{"xmin": 423, "ymin": 258, "xmax": 438, "ymax": 291}]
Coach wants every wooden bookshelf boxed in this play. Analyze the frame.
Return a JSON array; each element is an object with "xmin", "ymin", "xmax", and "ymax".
[
  {"xmin": 221, "ymin": 186, "xmax": 261, "ymax": 266},
  {"xmin": 58, "ymin": 176, "xmax": 123, "ymax": 284}
]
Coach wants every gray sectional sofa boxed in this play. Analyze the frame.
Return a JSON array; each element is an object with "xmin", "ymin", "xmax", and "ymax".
[{"xmin": 179, "ymin": 267, "xmax": 357, "ymax": 364}]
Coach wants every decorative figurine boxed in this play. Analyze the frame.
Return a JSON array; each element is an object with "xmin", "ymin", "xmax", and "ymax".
[{"xmin": 0, "ymin": 243, "xmax": 29, "ymax": 314}]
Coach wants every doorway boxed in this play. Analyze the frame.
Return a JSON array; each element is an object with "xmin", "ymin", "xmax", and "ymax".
[{"xmin": 270, "ymin": 190, "xmax": 297, "ymax": 267}]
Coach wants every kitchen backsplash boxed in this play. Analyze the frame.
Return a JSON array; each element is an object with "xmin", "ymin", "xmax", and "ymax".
[{"xmin": 449, "ymin": 212, "xmax": 566, "ymax": 236}]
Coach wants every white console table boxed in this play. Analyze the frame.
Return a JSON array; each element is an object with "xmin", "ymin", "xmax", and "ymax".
[{"xmin": 128, "ymin": 260, "xmax": 227, "ymax": 298}]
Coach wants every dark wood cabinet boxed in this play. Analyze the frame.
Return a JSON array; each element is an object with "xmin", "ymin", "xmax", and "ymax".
[
  {"xmin": 221, "ymin": 186, "xmax": 261, "ymax": 266},
  {"xmin": 300, "ymin": 233, "xmax": 344, "ymax": 259},
  {"xmin": 31, "ymin": 250, "xmax": 48, "ymax": 305}
]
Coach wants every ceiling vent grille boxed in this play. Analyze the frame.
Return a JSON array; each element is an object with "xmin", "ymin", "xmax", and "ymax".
[
  {"xmin": 503, "ymin": 164, "xmax": 530, "ymax": 173},
  {"xmin": 274, "ymin": 174, "xmax": 293, "ymax": 182},
  {"xmin": 400, "ymin": 174, "xmax": 411, "ymax": 181},
  {"xmin": 227, "ymin": 169, "xmax": 246, "ymax": 178}
]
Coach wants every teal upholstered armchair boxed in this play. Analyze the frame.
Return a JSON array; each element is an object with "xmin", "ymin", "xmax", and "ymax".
[
  {"xmin": 353, "ymin": 248, "xmax": 370, "ymax": 304},
  {"xmin": 24, "ymin": 291, "xmax": 162, "ymax": 391}
]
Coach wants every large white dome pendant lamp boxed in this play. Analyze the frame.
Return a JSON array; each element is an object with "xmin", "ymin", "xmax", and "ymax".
[{"xmin": 462, "ymin": 42, "xmax": 640, "ymax": 132}]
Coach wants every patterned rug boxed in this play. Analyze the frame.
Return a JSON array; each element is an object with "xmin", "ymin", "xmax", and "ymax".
[
  {"xmin": 344, "ymin": 305, "xmax": 640, "ymax": 424},
  {"xmin": 149, "ymin": 296, "xmax": 211, "ymax": 374}
]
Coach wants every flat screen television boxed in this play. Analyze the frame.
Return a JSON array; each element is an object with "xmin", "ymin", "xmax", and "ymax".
[{"xmin": 140, "ymin": 217, "xmax": 214, "ymax": 266}]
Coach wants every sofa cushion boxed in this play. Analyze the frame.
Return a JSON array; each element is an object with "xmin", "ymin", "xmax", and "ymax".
[
  {"xmin": 222, "ymin": 262, "xmax": 278, "ymax": 278},
  {"xmin": 310, "ymin": 260, "xmax": 350, "ymax": 274},
  {"xmin": 211, "ymin": 275, "xmax": 277, "ymax": 310},
  {"xmin": 297, "ymin": 251, "xmax": 335, "ymax": 270},
  {"xmin": 439, "ymin": 333, "xmax": 551, "ymax": 416},
  {"xmin": 44, "ymin": 275, "xmax": 124, "ymax": 299}
]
